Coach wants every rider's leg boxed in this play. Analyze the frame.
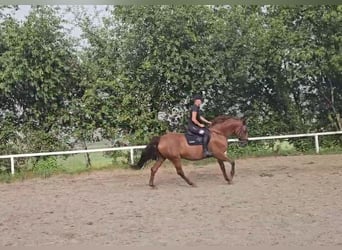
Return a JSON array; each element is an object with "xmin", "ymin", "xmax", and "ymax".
[{"xmin": 202, "ymin": 129, "xmax": 212, "ymax": 157}]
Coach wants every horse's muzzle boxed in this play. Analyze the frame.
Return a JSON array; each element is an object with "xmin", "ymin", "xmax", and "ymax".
[{"xmin": 239, "ymin": 139, "xmax": 248, "ymax": 147}]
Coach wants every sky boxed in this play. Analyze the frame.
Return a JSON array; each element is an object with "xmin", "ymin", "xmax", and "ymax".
[{"xmin": 3, "ymin": 5, "xmax": 109, "ymax": 40}]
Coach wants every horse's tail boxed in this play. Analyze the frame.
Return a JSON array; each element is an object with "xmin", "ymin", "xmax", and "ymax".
[{"xmin": 131, "ymin": 136, "xmax": 161, "ymax": 170}]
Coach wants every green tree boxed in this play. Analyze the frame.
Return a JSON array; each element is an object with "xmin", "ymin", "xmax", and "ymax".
[{"xmin": 0, "ymin": 6, "xmax": 82, "ymax": 156}]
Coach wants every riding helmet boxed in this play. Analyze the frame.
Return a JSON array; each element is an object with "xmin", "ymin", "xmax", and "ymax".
[{"xmin": 193, "ymin": 94, "xmax": 204, "ymax": 102}]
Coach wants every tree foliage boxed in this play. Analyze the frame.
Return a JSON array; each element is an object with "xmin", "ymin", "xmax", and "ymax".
[
  {"xmin": 0, "ymin": 6, "xmax": 82, "ymax": 161},
  {"xmin": 0, "ymin": 5, "xmax": 341, "ymax": 171}
]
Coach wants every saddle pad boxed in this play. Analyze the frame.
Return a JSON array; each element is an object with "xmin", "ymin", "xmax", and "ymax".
[{"xmin": 185, "ymin": 133, "xmax": 203, "ymax": 145}]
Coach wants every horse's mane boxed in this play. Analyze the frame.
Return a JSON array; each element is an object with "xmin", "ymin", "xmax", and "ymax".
[{"xmin": 210, "ymin": 115, "xmax": 239, "ymax": 126}]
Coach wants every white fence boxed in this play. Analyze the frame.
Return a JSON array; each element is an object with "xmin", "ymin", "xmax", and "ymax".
[{"xmin": 1, "ymin": 131, "xmax": 342, "ymax": 175}]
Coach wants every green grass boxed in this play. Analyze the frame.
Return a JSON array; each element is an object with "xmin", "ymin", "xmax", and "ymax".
[
  {"xmin": 0, "ymin": 171, "xmax": 34, "ymax": 183},
  {"xmin": 58, "ymin": 152, "xmax": 115, "ymax": 173}
]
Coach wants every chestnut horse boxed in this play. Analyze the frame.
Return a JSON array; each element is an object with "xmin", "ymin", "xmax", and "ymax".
[{"xmin": 132, "ymin": 116, "xmax": 248, "ymax": 187}]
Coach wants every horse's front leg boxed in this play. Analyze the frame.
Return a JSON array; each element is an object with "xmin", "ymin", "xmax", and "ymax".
[{"xmin": 217, "ymin": 154, "xmax": 235, "ymax": 184}]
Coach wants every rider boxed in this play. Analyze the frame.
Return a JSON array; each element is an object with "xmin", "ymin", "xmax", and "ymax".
[{"xmin": 187, "ymin": 94, "xmax": 213, "ymax": 157}]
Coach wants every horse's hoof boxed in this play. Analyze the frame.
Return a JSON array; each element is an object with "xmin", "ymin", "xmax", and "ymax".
[
  {"xmin": 190, "ymin": 183, "xmax": 197, "ymax": 187},
  {"xmin": 149, "ymin": 184, "xmax": 157, "ymax": 189}
]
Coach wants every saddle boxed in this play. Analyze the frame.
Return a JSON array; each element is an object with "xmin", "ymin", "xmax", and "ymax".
[{"xmin": 185, "ymin": 130, "xmax": 204, "ymax": 145}]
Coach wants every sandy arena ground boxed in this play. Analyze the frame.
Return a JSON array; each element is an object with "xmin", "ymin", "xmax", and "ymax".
[{"xmin": 1, "ymin": 154, "xmax": 342, "ymax": 247}]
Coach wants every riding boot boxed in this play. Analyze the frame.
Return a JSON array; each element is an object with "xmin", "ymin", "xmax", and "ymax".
[{"xmin": 202, "ymin": 133, "xmax": 213, "ymax": 157}]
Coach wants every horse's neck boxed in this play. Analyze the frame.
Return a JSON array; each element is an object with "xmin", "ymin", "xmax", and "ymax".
[{"xmin": 212, "ymin": 121, "xmax": 238, "ymax": 138}]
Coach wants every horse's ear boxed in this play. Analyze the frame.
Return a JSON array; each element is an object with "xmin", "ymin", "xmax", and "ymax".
[{"xmin": 242, "ymin": 117, "xmax": 247, "ymax": 125}]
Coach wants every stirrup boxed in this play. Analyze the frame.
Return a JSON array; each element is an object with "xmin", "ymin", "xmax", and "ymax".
[{"xmin": 203, "ymin": 150, "xmax": 213, "ymax": 158}]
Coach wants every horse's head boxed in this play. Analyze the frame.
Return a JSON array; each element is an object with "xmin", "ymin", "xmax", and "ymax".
[
  {"xmin": 235, "ymin": 118, "xmax": 248, "ymax": 147},
  {"xmin": 210, "ymin": 116, "xmax": 248, "ymax": 146}
]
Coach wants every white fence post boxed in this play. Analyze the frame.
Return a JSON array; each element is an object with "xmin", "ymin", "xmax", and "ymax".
[
  {"xmin": 130, "ymin": 148, "xmax": 134, "ymax": 165},
  {"xmin": 314, "ymin": 134, "xmax": 320, "ymax": 154},
  {"xmin": 10, "ymin": 157, "xmax": 15, "ymax": 175}
]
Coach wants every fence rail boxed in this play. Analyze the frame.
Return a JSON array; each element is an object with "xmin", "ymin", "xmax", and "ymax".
[{"xmin": 1, "ymin": 131, "xmax": 342, "ymax": 175}]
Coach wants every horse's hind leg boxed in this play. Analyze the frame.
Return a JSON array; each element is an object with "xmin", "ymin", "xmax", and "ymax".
[
  {"xmin": 149, "ymin": 157, "xmax": 165, "ymax": 187},
  {"xmin": 170, "ymin": 158, "xmax": 195, "ymax": 187}
]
